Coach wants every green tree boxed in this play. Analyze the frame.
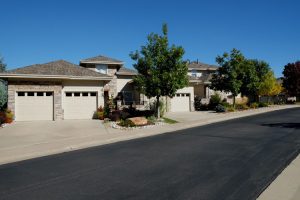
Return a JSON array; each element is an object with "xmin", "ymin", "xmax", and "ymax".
[
  {"xmin": 130, "ymin": 24, "xmax": 188, "ymax": 118},
  {"xmin": 283, "ymin": 61, "xmax": 300, "ymax": 98},
  {"xmin": 0, "ymin": 80, "xmax": 7, "ymax": 110},
  {"xmin": 0, "ymin": 56, "xmax": 6, "ymax": 72},
  {"xmin": 210, "ymin": 48, "xmax": 245, "ymax": 106},
  {"xmin": 238, "ymin": 59, "xmax": 260, "ymax": 102},
  {"xmin": 0, "ymin": 56, "xmax": 7, "ymax": 110}
]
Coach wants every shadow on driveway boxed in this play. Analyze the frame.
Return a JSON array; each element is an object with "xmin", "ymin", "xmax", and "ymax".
[{"xmin": 262, "ymin": 123, "xmax": 300, "ymax": 129}]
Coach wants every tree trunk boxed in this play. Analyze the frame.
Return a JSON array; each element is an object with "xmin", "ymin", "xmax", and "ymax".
[
  {"xmin": 156, "ymin": 96, "xmax": 160, "ymax": 119},
  {"xmin": 233, "ymin": 95, "xmax": 236, "ymax": 108}
]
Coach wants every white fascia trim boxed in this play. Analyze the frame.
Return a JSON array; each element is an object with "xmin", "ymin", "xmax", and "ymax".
[{"xmin": 0, "ymin": 74, "xmax": 113, "ymax": 81}]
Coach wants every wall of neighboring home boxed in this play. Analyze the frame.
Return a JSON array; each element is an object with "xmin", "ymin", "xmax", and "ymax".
[
  {"xmin": 7, "ymin": 80, "xmax": 63, "ymax": 120},
  {"xmin": 193, "ymin": 84, "xmax": 206, "ymax": 98},
  {"xmin": 62, "ymin": 80, "xmax": 105, "ymax": 108},
  {"xmin": 166, "ymin": 86, "xmax": 195, "ymax": 112}
]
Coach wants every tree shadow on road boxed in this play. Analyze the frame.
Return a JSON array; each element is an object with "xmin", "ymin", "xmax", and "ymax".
[{"xmin": 262, "ymin": 123, "xmax": 300, "ymax": 129}]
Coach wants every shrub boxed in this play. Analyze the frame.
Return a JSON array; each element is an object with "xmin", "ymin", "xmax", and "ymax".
[
  {"xmin": 120, "ymin": 111, "xmax": 130, "ymax": 120},
  {"xmin": 220, "ymin": 101, "xmax": 231, "ymax": 108},
  {"xmin": 5, "ymin": 109, "xmax": 13, "ymax": 123},
  {"xmin": 194, "ymin": 96, "xmax": 202, "ymax": 111},
  {"xmin": 147, "ymin": 116, "xmax": 156, "ymax": 124},
  {"xmin": 209, "ymin": 93, "xmax": 222, "ymax": 110},
  {"xmin": 258, "ymin": 102, "xmax": 269, "ymax": 107},
  {"xmin": 235, "ymin": 104, "xmax": 249, "ymax": 110},
  {"xmin": 250, "ymin": 102, "xmax": 259, "ymax": 109},
  {"xmin": 227, "ymin": 106, "xmax": 235, "ymax": 112},
  {"xmin": 199, "ymin": 104, "xmax": 209, "ymax": 111},
  {"xmin": 118, "ymin": 119, "xmax": 135, "ymax": 127},
  {"xmin": 215, "ymin": 104, "xmax": 226, "ymax": 113},
  {"xmin": 104, "ymin": 105, "xmax": 110, "ymax": 118},
  {"xmin": 94, "ymin": 106, "xmax": 104, "ymax": 120},
  {"xmin": 110, "ymin": 110, "xmax": 121, "ymax": 121}
]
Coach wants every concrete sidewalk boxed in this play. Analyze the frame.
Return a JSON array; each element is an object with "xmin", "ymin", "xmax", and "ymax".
[
  {"xmin": 0, "ymin": 104, "xmax": 298, "ymax": 166},
  {"xmin": 257, "ymin": 154, "xmax": 300, "ymax": 200}
]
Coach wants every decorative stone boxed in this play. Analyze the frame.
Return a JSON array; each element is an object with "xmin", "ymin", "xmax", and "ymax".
[{"xmin": 127, "ymin": 117, "xmax": 148, "ymax": 126}]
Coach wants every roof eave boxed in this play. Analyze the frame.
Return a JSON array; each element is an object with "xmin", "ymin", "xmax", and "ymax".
[
  {"xmin": 80, "ymin": 61, "xmax": 124, "ymax": 65},
  {"xmin": 0, "ymin": 74, "xmax": 113, "ymax": 81}
]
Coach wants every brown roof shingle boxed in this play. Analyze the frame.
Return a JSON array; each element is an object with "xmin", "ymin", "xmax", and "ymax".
[
  {"xmin": 116, "ymin": 67, "xmax": 137, "ymax": 76},
  {"xmin": 4, "ymin": 60, "xmax": 111, "ymax": 79},
  {"xmin": 188, "ymin": 62, "xmax": 218, "ymax": 70},
  {"xmin": 80, "ymin": 55, "xmax": 123, "ymax": 64}
]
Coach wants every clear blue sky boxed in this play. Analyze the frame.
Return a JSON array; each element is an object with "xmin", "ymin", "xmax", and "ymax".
[{"xmin": 1, "ymin": 0, "xmax": 299, "ymax": 77}]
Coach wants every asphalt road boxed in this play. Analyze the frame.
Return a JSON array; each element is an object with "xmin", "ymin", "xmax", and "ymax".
[{"xmin": 0, "ymin": 108, "xmax": 300, "ymax": 200}]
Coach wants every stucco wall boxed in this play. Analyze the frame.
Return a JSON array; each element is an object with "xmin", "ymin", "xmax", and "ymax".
[{"xmin": 117, "ymin": 77, "xmax": 133, "ymax": 93}]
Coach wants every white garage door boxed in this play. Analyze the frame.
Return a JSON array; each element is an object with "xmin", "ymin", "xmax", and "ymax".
[
  {"xmin": 170, "ymin": 93, "xmax": 190, "ymax": 112},
  {"xmin": 15, "ymin": 91, "xmax": 53, "ymax": 121},
  {"xmin": 63, "ymin": 92, "xmax": 97, "ymax": 120}
]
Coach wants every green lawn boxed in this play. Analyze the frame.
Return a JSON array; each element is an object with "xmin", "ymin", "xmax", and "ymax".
[{"xmin": 162, "ymin": 117, "xmax": 178, "ymax": 124}]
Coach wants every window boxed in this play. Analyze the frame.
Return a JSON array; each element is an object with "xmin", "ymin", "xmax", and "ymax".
[
  {"xmin": 66, "ymin": 92, "xmax": 72, "ymax": 97},
  {"xmin": 17, "ymin": 92, "xmax": 25, "ymax": 96},
  {"xmin": 186, "ymin": 93, "xmax": 190, "ymax": 97},
  {"xmin": 123, "ymin": 91, "xmax": 133, "ymax": 105},
  {"xmin": 176, "ymin": 93, "xmax": 180, "ymax": 97},
  {"xmin": 95, "ymin": 64, "xmax": 108, "ymax": 74},
  {"xmin": 90, "ymin": 92, "xmax": 97, "ymax": 96},
  {"xmin": 46, "ymin": 92, "xmax": 53, "ymax": 96},
  {"xmin": 82, "ymin": 92, "xmax": 88, "ymax": 97},
  {"xmin": 37, "ymin": 92, "xmax": 44, "ymax": 96},
  {"xmin": 27, "ymin": 92, "xmax": 34, "ymax": 96},
  {"xmin": 74, "ymin": 92, "xmax": 80, "ymax": 97},
  {"xmin": 191, "ymin": 69, "xmax": 197, "ymax": 77}
]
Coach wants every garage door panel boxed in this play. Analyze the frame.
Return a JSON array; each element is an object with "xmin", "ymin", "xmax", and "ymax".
[
  {"xmin": 170, "ymin": 93, "xmax": 190, "ymax": 112},
  {"xmin": 15, "ymin": 92, "xmax": 53, "ymax": 121},
  {"xmin": 63, "ymin": 92, "xmax": 97, "ymax": 120}
]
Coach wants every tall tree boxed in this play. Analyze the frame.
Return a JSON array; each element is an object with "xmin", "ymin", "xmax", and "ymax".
[
  {"xmin": 0, "ymin": 56, "xmax": 6, "ymax": 72},
  {"xmin": 238, "ymin": 59, "xmax": 260, "ymax": 102},
  {"xmin": 130, "ymin": 24, "xmax": 188, "ymax": 118},
  {"xmin": 210, "ymin": 48, "xmax": 244, "ymax": 106},
  {"xmin": 283, "ymin": 61, "xmax": 300, "ymax": 98}
]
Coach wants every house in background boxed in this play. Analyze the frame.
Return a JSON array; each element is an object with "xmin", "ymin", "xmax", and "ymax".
[{"xmin": 0, "ymin": 55, "xmax": 229, "ymax": 121}]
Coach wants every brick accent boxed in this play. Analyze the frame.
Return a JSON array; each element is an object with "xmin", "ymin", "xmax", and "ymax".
[{"xmin": 8, "ymin": 80, "xmax": 63, "ymax": 120}]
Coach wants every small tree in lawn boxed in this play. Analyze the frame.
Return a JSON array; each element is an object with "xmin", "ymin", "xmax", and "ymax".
[
  {"xmin": 130, "ymin": 24, "xmax": 188, "ymax": 118},
  {"xmin": 210, "ymin": 49, "xmax": 245, "ymax": 107},
  {"xmin": 283, "ymin": 61, "xmax": 300, "ymax": 99}
]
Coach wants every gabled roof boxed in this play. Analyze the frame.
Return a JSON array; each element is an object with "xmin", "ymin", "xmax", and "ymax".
[
  {"xmin": 116, "ymin": 67, "xmax": 137, "ymax": 76},
  {"xmin": 0, "ymin": 60, "xmax": 112, "ymax": 80},
  {"xmin": 188, "ymin": 62, "xmax": 218, "ymax": 70},
  {"xmin": 80, "ymin": 55, "xmax": 124, "ymax": 64}
]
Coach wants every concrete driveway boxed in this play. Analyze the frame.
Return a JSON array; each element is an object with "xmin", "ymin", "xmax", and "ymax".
[{"xmin": 0, "ymin": 120, "xmax": 106, "ymax": 164}]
